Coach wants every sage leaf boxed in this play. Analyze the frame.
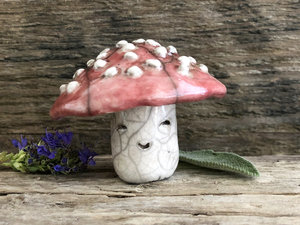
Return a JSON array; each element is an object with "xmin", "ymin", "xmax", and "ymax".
[{"xmin": 179, "ymin": 150, "xmax": 260, "ymax": 177}]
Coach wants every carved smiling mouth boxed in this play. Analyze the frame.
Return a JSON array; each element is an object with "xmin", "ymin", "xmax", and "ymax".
[{"xmin": 137, "ymin": 142, "xmax": 151, "ymax": 150}]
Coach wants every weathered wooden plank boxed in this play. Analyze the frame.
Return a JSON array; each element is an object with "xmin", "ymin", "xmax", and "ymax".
[
  {"xmin": 0, "ymin": 0, "xmax": 299, "ymax": 155},
  {"xmin": 0, "ymin": 193, "xmax": 299, "ymax": 225},
  {"xmin": 0, "ymin": 155, "xmax": 299, "ymax": 224},
  {"xmin": 0, "ymin": 208, "xmax": 299, "ymax": 225},
  {"xmin": 0, "ymin": 155, "xmax": 300, "ymax": 196}
]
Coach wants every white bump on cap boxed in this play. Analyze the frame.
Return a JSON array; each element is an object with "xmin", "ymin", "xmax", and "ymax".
[
  {"xmin": 178, "ymin": 56, "xmax": 191, "ymax": 65},
  {"xmin": 199, "ymin": 64, "xmax": 208, "ymax": 73},
  {"xmin": 96, "ymin": 48, "xmax": 110, "ymax": 59},
  {"xmin": 73, "ymin": 68, "xmax": 85, "ymax": 79},
  {"xmin": 116, "ymin": 40, "xmax": 128, "ymax": 48},
  {"xmin": 178, "ymin": 65, "xmax": 190, "ymax": 76},
  {"xmin": 86, "ymin": 59, "xmax": 95, "ymax": 67},
  {"xmin": 167, "ymin": 45, "xmax": 177, "ymax": 55},
  {"xmin": 188, "ymin": 56, "xmax": 197, "ymax": 64},
  {"xmin": 126, "ymin": 66, "xmax": 143, "ymax": 78},
  {"xmin": 145, "ymin": 59, "xmax": 162, "ymax": 70},
  {"xmin": 67, "ymin": 81, "xmax": 80, "ymax": 94},
  {"xmin": 154, "ymin": 46, "xmax": 167, "ymax": 58},
  {"xmin": 124, "ymin": 52, "xmax": 139, "ymax": 61},
  {"xmin": 145, "ymin": 39, "xmax": 161, "ymax": 46},
  {"xmin": 104, "ymin": 66, "xmax": 118, "ymax": 77},
  {"xmin": 59, "ymin": 84, "xmax": 67, "ymax": 94},
  {"xmin": 121, "ymin": 43, "xmax": 136, "ymax": 52},
  {"xmin": 93, "ymin": 59, "xmax": 107, "ymax": 69},
  {"xmin": 133, "ymin": 38, "xmax": 145, "ymax": 44}
]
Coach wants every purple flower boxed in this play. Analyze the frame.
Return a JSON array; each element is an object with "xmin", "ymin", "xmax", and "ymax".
[
  {"xmin": 88, "ymin": 159, "xmax": 96, "ymax": 166},
  {"xmin": 29, "ymin": 150, "xmax": 36, "ymax": 158},
  {"xmin": 11, "ymin": 135, "xmax": 28, "ymax": 150},
  {"xmin": 41, "ymin": 129, "xmax": 73, "ymax": 149},
  {"xmin": 42, "ymin": 129, "xmax": 61, "ymax": 150},
  {"xmin": 56, "ymin": 131, "xmax": 73, "ymax": 146},
  {"xmin": 61, "ymin": 157, "xmax": 68, "ymax": 164},
  {"xmin": 37, "ymin": 145, "xmax": 56, "ymax": 159},
  {"xmin": 54, "ymin": 165, "xmax": 65, "ymax": 172},
  {"xmin": 78, "ymin": 146, "xmax": 97, "ymax": 166},
  {"xmin": 28, "ymin": 158, "xmax": 33, "ymax": 164},
  {"xmin": 11, "ymin": 129, "xmax": 96, "ymax": 175}
]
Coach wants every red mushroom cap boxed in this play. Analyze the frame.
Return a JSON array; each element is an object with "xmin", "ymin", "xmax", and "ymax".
[{"xmin": 50, "ymin": 39, "xmax": 226, "ymax": 119}]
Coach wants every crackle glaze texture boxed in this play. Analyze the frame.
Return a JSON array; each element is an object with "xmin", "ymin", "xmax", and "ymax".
[{"xmin": 111, "ymin": 104, "xmax": 179, "ymax": 183}]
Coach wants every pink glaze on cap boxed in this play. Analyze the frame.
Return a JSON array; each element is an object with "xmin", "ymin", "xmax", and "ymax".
[{"xmin": 50, "ymin": 39, "xmax": 226, "ymax": 119}]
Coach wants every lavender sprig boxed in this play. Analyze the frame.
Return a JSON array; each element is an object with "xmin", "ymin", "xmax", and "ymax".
[{"xmin": 0, "ymin": 129, "xmax": 98, "ymax": 174}]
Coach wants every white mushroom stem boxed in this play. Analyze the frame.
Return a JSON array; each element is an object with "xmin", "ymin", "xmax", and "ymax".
[{"xmin": 111, "ymin": 105, "xmax": 179, "ymax": 183}]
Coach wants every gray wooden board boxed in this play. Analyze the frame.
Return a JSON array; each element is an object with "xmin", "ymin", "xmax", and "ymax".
[
  {"xmin": 0, "ymin": 0, "xmax": 299, "ymax": 155},
  {"xmin": 0, "ymin": 155, "xmax": 299, "ymax": 224}
]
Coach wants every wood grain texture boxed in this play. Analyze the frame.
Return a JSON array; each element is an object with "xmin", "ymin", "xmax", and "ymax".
[
  {"xmin": 0, "ymin": 155, "xmax": 300, "ymax": 224},
  {"xmin": 0, "ymin": 0, "xmax": 299, "ymax": 155}
]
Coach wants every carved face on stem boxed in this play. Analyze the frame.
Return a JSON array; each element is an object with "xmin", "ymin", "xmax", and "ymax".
[
  {"xmin": 50, "ymin": 39, "xmax": 226, "ymax": 184},
  {"xmin": 111, "ymin": 104, "xmax": 179, "ymax": 183}
]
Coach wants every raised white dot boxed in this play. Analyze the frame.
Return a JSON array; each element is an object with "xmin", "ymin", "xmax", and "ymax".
[
  {"xmin": 126, "ymin": 66, "xmax": 143, "ymax": 78},
  {"xmin": 104, "ymin": 66, "xmax": 118, "ymax": 77},
  {"xmin": 116, "ymin": 40, "xmax": 128, "ymax": 48},
  {"xmin": 67, "ymin": 81, "xmax": 80, "ymax": 94},
  {"xmin": 59, "ymin": 84, "xmax": 67, "ymax": 94},
  {"xmin": 86, "ymin": 59, "xmax": 95, "ymax": 67},
  {"xmin": 154, "ymin": 46, "xmax": 167, "ymax": 58},
  {"xmin": 96, "ymin": 48, "xmax": 110, "ymax": 59},
  {"xmin": 178, "ymin": 65, "xmax": 190, "ymax": 76},
  {"xmin": 167, "ymin": 45, "xmax": 177, "ymax": 55},
  {"xmin": 133, "ymin": 38, "xmax": 145, "ymax": 44},
  {"xmin": 145, "ymin": 39, "xmax": 161, "ymax": 46},
  {"xmin": 199, "ymin": 64, "xmax": 208, "ymax": 73},
  {"xmin": 124, "ymin": 52, "xmax": 139, "ymax": 61},
  {"xmin": 73, "ymin": 68, "xmax": 85, "ymax": 79},
  {"xmin": 93, "ymin": 59, "xmax": 107, "ymax": 69},
  {"xmin": 121, "ymin": 43, "xmax": 136, "ymax": 52},
  {"xmin": 145, "ymin": 59, "xmax": 162, "ymax": 70},
  {"xmin": 188, "ymin": 56, "xmax": 197, "ymax": 64},
  {"xmin": 178, "ymin": 56, "xmax": 191, "ymax": 66}
]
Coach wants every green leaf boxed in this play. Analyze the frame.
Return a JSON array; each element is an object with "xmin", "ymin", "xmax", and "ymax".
[
  {"xmin": 12, "ymin": 162, "xmax": 26, "ymax": 173},
  {"xmin": 0, "ymin": 152, "xmax": 15, "ymax": 163},
  {"xmin": 179, "ymin": 150, "xmax": 260, "ymax": 177},
  {"xmin": 27, "ymin": 166, "xmax": 40, "ymax": 173},
  {"xmin": 15, "ymin": 151, "xmax": 26, "ymax": 162}
]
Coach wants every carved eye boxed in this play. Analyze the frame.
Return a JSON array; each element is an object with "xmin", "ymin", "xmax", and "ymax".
[
  {"xmin": 116, "ymin": 124, "xmax": 127, "ymax": 132},
  {"xmin": 160, "ymin": 120, "xmax": 171, "ymax": 126}
]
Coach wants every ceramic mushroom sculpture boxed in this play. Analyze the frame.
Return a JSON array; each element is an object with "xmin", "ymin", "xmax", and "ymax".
[{"xmin": 50, "ymin": 39, "xmax": 226, "ymax": 183}]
